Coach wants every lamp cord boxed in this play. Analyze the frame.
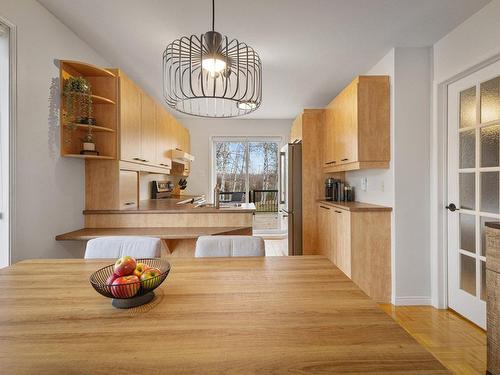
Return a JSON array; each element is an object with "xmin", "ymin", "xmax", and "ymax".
[{"xmin": 212, "ymin": 0, "xmax": 215, "ymax": 31}]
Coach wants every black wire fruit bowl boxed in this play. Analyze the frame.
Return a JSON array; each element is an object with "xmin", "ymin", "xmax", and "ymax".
[{"xmin": 89, "ymin": 258, "xmax": 171, "ymax": 309}]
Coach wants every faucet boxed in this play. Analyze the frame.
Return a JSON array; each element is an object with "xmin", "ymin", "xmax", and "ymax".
[{"xmin": 213, "ymin": 184, "xmax": 221, "ymax": 209}]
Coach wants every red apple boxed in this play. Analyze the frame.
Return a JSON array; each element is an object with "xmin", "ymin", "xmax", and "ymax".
[
  {"xmin": 106, "ymin": 273, "xmax": 119, "ymax": 286},
  {"xmin": 110, "ymin": 275, "xmax": 140, "ymax": 298},
  {"xmin": 140, "ymin": 267, "xmax": 162, "ymax": 289},
  {"xmin": 133, "ymin": 262, "xmax": 150, "ymax": 278},
  {"xmin": 114, "ymin": 256, "xmax": 137, "ymax": 276}
]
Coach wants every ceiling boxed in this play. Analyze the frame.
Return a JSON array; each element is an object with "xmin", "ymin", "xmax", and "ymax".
[{"xmin": 38, "ymin": 0, "xmax": 490, "ymax": 119}]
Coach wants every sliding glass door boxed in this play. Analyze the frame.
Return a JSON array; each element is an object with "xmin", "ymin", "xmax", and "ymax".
[{"xmin": 213, "ymin": 137, "xmax": 280, "ymax": 211}]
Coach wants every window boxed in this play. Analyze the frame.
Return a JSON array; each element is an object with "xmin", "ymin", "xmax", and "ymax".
[
  {"xmin": 212, "ymin": 137, "xmax": 280, "ymax": 212},
  {"xmin": 0, "ymin": 20, "xmax": 11, "ymax": 268}
]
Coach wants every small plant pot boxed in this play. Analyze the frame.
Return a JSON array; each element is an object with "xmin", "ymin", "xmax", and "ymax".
[{"xmin": 83, "ymin": 142, "xmax": 95, "ymax": 152}]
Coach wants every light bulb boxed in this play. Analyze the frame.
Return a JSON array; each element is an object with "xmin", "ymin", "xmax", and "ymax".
[
  {"xmin": 237, "ymin": 101, "xmax": 257, "ymax": 110},
  {"xmin": 202, "ymin": 56, "xmax": 226, "ymax": 75}
]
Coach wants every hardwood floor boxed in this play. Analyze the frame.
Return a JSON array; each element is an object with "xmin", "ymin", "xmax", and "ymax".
[{"xmin": 380, "ymin": 305, "xmax": 486, "ymax": 375}]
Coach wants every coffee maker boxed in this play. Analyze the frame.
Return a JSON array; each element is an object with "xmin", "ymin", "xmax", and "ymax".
[
  {"xmin": 325, "ymin": 178, "xmax": 337, "ymax": 201},
  {"xmin": 325, "ymin": 178, "xmax": 355, "ymax": 202}
]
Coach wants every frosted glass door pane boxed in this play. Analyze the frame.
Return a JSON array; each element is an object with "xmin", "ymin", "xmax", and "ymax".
[
  {"xmin": 460, "ymin": 86, "xmax": 476, "ymax": 128},
  {"xmin": 480, "ymin": 125, "xmax": 499, "ymax": 167},
  {"xmin": 460, "ymin": 254, "xmax": 476, "ymax": 296},
  {"xmin": 460, "ymin": 130, "xmax": 475, "ymax": 168},
  {"xmin": 480, "ymin": 76, "xmax": 500, "ymax": 123},
  {"xmin": 481, "ymin": 172, "xmax": 499, "ymax": 214},
  {"xmin": 460, "ymin": 213, "xmax": 476, "ymax": 253},
  {"xmin": 459, "ymin": 173, "xmax": 475, "ymax": 210}
]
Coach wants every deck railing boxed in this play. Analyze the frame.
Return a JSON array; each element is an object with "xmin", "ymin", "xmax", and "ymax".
[
  {"xmin": 218, "ymin": 190, "xmax": 279, "ymax": 212},
  {"xmin": 250, "ymin": 190, "xmax": 279, "ymax": 213}
]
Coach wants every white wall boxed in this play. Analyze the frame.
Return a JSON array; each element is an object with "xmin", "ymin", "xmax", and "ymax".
[
  {"xmin": 393, "ymin": 48, "xmax": 432, "ymax": 304},
  {"xmin": 346, "ymin": 47, "xmax": 432, "ymax": 305},
  {"xmin": 0, "ymin": 0, "xmax": 109, "ymax": 262},
  {"xmin": 182, "ymin": 118, "xmax": 292, "ymax": 198},
  {"xmin": 430, "ymin": 0, "xmax": 500, "ymax": 307},
  {"xmin": 433, "ymin": 0, "xmax": 500, "ymax": 84}
]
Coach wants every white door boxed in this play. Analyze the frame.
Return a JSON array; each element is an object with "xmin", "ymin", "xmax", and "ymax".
[{"xmin": 447, "ymin": 60, "xmax": 500, "ymax": 328}]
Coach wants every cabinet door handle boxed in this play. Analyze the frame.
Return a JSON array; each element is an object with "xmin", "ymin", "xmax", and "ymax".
[
  {"xmin": 341, "ymin": 158, "xmax": 349, "ymax": 162},
  {"xmin": 325, "ymin": 161, "xmax": 336, "ymax": 165},
  {"xmin": 334, "ymin": 210, "xmax": 342, "ymax": 213},
  {"xmin": 320, "ymin": 205, "xmax": 330, "ymax": 210},
  {"xmin": 124, "ymin": 202, "xmax": 135, "ymax": 206},
  {"xmin": 132, "ymin": 157, "xmax": 141, "ymax": 161}
]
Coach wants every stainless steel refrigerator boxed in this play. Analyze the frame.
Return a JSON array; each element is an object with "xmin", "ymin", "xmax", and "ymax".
[{"xmin": 279, "ymin": 142, "xmax": 302, "ymax": 256}]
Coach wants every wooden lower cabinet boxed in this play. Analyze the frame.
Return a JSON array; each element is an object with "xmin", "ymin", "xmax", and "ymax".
[
  {"xmin": 118, "ymin": 170, "xmax": 138, "ymax": 209},
  {"xmin": 334, "ymin": 208, "xmax": 351, "ymax": 278},
  {"xmin": 316, "ymin": 203, "xmax": 391, "ymax": 302},
  {"xmin": 318, "ymin": 204, "xmax": 333, "ymax": 260}
]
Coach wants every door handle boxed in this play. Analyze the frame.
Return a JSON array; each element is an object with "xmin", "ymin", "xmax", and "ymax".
[
  {"xmin": 341, "ymin": 158, "xmax": 349, "ymax": 162},
  {"xmin": 445, "ymin": 203, "xmax": 459, "ymax": 212},
  {"xmin": 319, "ymin": 205, "xmax": 330, "ymax": 210}
]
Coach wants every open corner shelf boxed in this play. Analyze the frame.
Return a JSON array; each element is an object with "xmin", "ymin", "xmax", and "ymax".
[
  {"xmin": 64, "ymin": 154, "xmax": 115, "ymax": 160},
  {"xmin": 60, "ymin": 60, "xmax": 118, "ymax": 161},
  {"xmin": 61, "ymin": 60, "xmax": 115, "ymax": 78},
  {"xmin": 91, "ymin": 94, "xmax": 116, "ymax": 105},
  {"xmin": 66, "ymin": 123, "xmax": 116, "ymax": 133}
]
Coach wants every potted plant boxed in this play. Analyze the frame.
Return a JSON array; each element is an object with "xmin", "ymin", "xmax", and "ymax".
[{"xmin": 63, "ymin": 76, "xmax": 93, "ymax": 130}]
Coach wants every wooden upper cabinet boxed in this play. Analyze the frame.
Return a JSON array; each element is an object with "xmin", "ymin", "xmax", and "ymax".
[
  {"xmin": 324, "ymin": 76, "xmax": 390, "ymax": 172},
  {"xmin": 120, "ymin": 74, "xmax": 142, "ymax": 162},
  {"xmin": 324, "ymin": 105, "xmax": 335, "ymax": 167},
  {"xmin": 290, "ymin": 115, "xmax": 303, "ymax": 142},
  {"xmin": 155, "ymin": 105, "xmax": 172, "ymax": 169},
  {"xmin": 140, "ymin": 92, "xmax": 156, "ymax": 165},
  {"xmin": 118, "ymin": 71, "xmax": 190, "ymax": 172}
]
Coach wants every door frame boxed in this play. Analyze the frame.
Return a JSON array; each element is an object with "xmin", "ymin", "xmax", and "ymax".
[
  {"xmin": 0, "ymin": 15, "xmax": 16, "ymax": 267},
  {"xmin": 432, "ymin": 52, "xmax": 500, "ymax": 309}
]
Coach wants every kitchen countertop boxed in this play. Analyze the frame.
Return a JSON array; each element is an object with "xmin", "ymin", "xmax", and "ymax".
[
  {"xmin": 84, "ymin": 197, "xmax": 256, "ymax": 214},
  {"xmin": 318, "ymin": 200, "xmax": 392, "ymax": 212}
]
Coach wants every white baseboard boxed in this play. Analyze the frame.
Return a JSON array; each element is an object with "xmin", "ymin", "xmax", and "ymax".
[{"xmin": 394, "ymin": 296, "xmax": 432, "ymax": 306}]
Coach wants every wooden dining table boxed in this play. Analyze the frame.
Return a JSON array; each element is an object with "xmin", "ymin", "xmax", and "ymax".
[{"xmin": 0, "ymin": 256, "xmax": 448, "ymax": 374}]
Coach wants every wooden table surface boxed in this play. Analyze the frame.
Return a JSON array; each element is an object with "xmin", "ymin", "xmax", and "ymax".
[{"xmin": 0, "ymin": 256, "xmax": 448, "ymax": 374}]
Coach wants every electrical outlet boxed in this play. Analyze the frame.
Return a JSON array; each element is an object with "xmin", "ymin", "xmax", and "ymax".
[{"xmin": 360, "ymin": 177, "xmax": 367, "ymax": 191}]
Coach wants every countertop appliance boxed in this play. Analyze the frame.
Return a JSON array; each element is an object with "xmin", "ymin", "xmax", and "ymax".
[
  {"xmin": 325, "ymin": 178, "xmax": 336, "ymax": 201},
  {"xmin": 280, "ymin": 142, "xmax": 302, "ymax": 256},
  {"xmin": 151, "ymin": 180, "xmax": 174, "ymax": 199}
]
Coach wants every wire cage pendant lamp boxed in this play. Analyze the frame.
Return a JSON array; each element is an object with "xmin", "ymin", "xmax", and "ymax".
[{"xmin": 162, "ymin": 0, "xmax": 262, "ymax": 118}]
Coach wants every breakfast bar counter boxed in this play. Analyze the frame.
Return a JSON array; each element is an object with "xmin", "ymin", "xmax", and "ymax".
[
  {"xmin": 56, "ymin": 198, "xmax": 256, "ymax": 255},
  {"xmin": 0, "ymin": 256, "xmax": 448, "ymax": 374}
]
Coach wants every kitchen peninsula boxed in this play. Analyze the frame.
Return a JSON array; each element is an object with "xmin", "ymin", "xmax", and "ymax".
[{"xmin": 56, "ymin": 197, "xmax": 256, "ymax": 256}]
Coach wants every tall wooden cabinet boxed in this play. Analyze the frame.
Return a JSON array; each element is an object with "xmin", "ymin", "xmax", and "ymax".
[
  {"xmin": 323, "ymin": 76, "xmax": 390, "ymax": 173},
  {"xmin": 316, "ymin": 202, "xmax": 391, "ymax": 302}
]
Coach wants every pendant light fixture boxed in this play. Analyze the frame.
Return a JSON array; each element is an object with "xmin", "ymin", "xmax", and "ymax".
[{"xmin": 162, "ymin": 0, "xmax": 262, "ymax": 118}]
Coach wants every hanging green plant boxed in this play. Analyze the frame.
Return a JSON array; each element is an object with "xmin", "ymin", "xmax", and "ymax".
[{"xmin": 63, "ymin": 76, "xmax": 93, "ymax": 130}]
